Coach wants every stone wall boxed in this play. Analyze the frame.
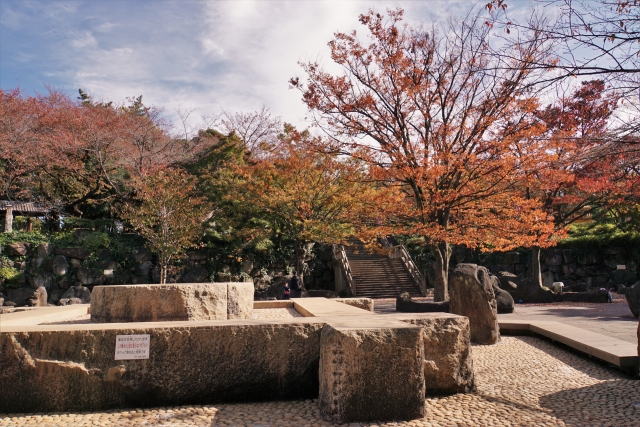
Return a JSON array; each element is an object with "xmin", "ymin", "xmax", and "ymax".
[{"xmin": 429, "ymin": 246, "xmax": 640, "ymax": 292}]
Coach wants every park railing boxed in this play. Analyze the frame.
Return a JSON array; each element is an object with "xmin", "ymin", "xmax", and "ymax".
[
  {"xmin": 390, "ymin": 244, "xmax": 427, "ymax": 296},
  {"xmin": 332, "ymin": 244, "xmax": 356, "ymax": 296}
]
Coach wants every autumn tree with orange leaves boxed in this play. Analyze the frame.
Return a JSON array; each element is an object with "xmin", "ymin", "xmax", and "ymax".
[
  {"xmin": 231, "ymin": 125, "xmax": 397, "ymax": 277},
  {"xmin": 291, "ymin": 9, "xmax": 559, "ymax": 300}
]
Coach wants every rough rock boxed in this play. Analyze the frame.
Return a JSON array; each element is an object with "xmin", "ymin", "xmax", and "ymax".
[
  {"xmin": 335, "ymin": 297, "xmax": 374, "ymax": 312},
  {"xmin": 620, "ymin": 281, "xmax": 640, "ymax": 318},
  {"xmin": 7, "ymin": 242, "xmax": 29, "ymax": 256},
  {"xmin": 319, "ymin": 323, "xmax": 425, "ymax": 423},
  {"xmin": 57, "ymin": 276, "xmax": 73, "ymax": 290},
  {"xmin": 55, "ymin": 247, "xmax": 91, "ymax": 260},
  {"xmin": 493, "ymin": 286, "xmax": 515, "ymax": 314},
  {"xmin": 545, "ymin": 249, "xmax": 563, "ymax": 266},
  {"xmin": 226, "ymin": 282, "xmax": 254, "ymax": 319},
  {"xmin": 496, "ymin": 271, "xmax": 519, "ymax": 291},
  {"xmin": 400, "ymin": 314, "xmax": 475, "ymax": 395},
  {"xmin": 91, "ymin": 283, "xmax": 253, "ymax": 322},
  {"xmin": 96, "ymin": 259, "xmax": 118, "ymax": 270},
  {"xmin": 36, "ymin": 243, "xmax": 53, "ymax": 257},
  {"xmin": 5, "ymin": 287, "xmax": 38, "ymax": 306},
  {"xmin": 61, "ymin": 285, "xmax": 91, "ymax": 304},
  {"xmin": 52, "ymin": 255, "xmax": 69, "ymax": 276},
  {"xmin": 138, "ymin": 261, "xmax": 153, "ymax": 277},
  {"xmin": 77, "ymin": 267, "xmax": 105, "ymax": 286},
  {"xmin": 29, "ymin": 286, "xmax": 47, "ymax": 307},
  {"xmin": 27, "ymin": 271, "xmax": 55, "ymax": 291},
  {"xmin": 449, "ymin": 263, "xmax": 500, "ymax": 345},
  {"xmin": 396, "ymin": 292, "xmax": 450, "ymax": 313},
  {"xmin": 180, "ymin": 266, "xmax": 209, "ymax": 283},
  {"xmin": 30, "ymin": 256, "xmax": 45, "ymax": 270},
  {"xmin": 131, "ymin": 248, "xmax": 152, "ymax": 263}
]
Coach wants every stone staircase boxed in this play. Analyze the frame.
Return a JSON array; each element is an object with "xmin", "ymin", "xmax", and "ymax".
[{"xmin": 343, "ymin": 241, "xmax": 424, "ymax": 299}]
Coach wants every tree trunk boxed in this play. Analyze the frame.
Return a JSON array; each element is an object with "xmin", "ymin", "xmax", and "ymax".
[
  {"xmin": 294, "ymin": 240, "xmax": 306, "ymax": 277},
  {"xmin": 530, "ymin": 246, "xmax": 542, "ymax": 287},
  {"xmin": 431, "ymin": 241, "xmax": 452, "ymax": 302}
]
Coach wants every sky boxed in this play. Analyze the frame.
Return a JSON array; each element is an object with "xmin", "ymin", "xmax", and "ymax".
[{"xmin": 0, "ymin": 0, "xmax": 537, "ymax": 131}]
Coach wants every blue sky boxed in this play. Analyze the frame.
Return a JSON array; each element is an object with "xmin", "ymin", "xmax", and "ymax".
[{"xmin": 1, "ymin": 0, "xmax": 536, "ymax": 130}]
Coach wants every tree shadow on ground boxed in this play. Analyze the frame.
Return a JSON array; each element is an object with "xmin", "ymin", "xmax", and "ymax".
[{"xmin": 538, "ymin": 380, "xmax": 640, "ymax": 427}]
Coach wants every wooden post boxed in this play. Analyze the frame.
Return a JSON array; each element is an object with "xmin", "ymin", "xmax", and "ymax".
[{"xmin": 4, "ymin": 205, "xmax": 13, "ymax": 233}]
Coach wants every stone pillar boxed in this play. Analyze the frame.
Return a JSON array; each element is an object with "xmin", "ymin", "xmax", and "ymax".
[
  {"xmin": 4, "ymin": 205, "xmax": 13, "ymax": 233},
  {"xmin": 319, "ymin": 322, "xmax": 425, "ymax": 423}
]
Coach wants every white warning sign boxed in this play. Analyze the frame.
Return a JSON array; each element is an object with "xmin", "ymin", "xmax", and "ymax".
[{"xmin": 115, "ymin": 334, "xmax": 150, "ymax": 360}]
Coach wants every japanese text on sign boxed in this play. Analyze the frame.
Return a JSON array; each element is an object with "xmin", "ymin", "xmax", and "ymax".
[{"xmin": 115, "ymin": 334, "xmax": 150, "ymax": 360}]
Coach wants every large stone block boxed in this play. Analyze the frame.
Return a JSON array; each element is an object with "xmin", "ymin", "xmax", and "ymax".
[
  {"xmin": 449, "ymin": 263, "xmax": 500, "ymax": 345},
  {"xmin": 0, "ymin": 323, "xmax": 323, "ymax": 413},
  {"xmin": 319, "ymin": 323, "xmax": 425, "ymax": 423},
  {"xmin": 335, "ymin": 297, "xmax": 374, "ymax": 312},
  {"xmin": 91, "ymin": 284, "xmax": 227, "ymax": 322},
  {"xmin": 400, "ymin": 314, "xmax": 475, "ymax": 395},
  {"xmin": 226, "ymin": 282, "xmax": 253, "ymax": 319}
]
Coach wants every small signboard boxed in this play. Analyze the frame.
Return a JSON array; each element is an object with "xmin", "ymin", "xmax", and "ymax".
[
  {"xmin": 115, "ymin": 334, "xmax": 150, "ymax": 360},
  {"xmin": 617, "ymin": 265, "xmax": 626, "ymax": 270}
]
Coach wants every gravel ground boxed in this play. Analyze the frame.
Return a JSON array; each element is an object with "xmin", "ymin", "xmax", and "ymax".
[
  {"xmin": 1, "ymin": 336, "xmax": 638, "ymax": 427},
  {"xmin": 251, "ymin": 308, "xmax": 302, "ymax": 319}
]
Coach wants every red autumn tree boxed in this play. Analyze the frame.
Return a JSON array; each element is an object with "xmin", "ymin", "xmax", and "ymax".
[{"xmin": 291, "ymin": 9, "xmax": 557, "ymax": 300}]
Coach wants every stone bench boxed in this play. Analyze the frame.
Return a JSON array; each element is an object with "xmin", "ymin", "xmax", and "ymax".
[{"xmin": 90, "ymin": 283, "xmax": 253, "ymax": 322}]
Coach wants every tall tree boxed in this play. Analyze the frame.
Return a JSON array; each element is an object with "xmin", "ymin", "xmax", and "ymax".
[
  {"xmin": 290, "ymin": 9, "xmax": 557, "ymax": 300},
  {"xmin": 121, "ymin": 168, "xmax": 210, "ymax": 284}
]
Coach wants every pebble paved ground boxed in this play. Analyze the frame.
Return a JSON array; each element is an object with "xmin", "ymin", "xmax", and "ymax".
[{"xmin": 1, "ymin": 336, "xmax": 638, "ymax": 427}]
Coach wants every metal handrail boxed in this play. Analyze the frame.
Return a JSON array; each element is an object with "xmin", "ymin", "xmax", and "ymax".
[
  {"xmin": 390, "ymin": 245, "xmax": 427, "ymax": 296},
  {"xmin": 332, "ymin": 244, "xmax": 356, "ymax": 296}
]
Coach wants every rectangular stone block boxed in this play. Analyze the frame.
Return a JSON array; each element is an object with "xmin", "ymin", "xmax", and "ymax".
[
  {"xmin": 335, "ymin": 297, "xmax": 374, "ymax": 312},
  {"xmin": 91, "ymin": 284, "xmax": 229, "ymax": 322},
  {"xmin": 319, "ymin": 323, "xmax": 425, "ymax": 423},
  {"xmin": 399, "ymin": 314, "xmax": 475, "ymax": 394}
]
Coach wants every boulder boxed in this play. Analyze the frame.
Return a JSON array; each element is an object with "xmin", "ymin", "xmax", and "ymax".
[
  {"xmin": 61, "ymin": 285, "xmax": 91, "ymax": 304},
  {"xmin": 55, "ymin": 247, "xmax": 90, "ymax": 260},
  {"xmin": 180, "ymin": 266, "xmax": 209, "ymax": 283},
  {"xmin": 493, "ymin": 285, "xmax": 515, "ymax": 314},
  {"xmin": 215, "ymin": 272, "xmax": 231, "ymax": 282},
  {"xmin": 96, "ymin": 259, "xmax": 117, "ymax": 270},
  {"xmin": 91, "ymin": 283, "xmax": 253, "ymax": 322},
  {"xmin": 496, "ymin": 271, "xmax": 519, "ymax": 291},
  {"xmin": 138, "ymin": 260, "xmax": 153, "ymax": 277},
  {"xmin": 77, "ymin": 267, "xmax": 105, "ymax": 286},
  {"xmin": 396, "ymin": 292, "xmax": 450, "ymax": 313},
  {"xmin": 400, "ymin": 315, "xmax": 475, "ymax": 395},
  {"xmin": 29, "ymin": 286, "xmax": 47, "ymax": 307},
  {"xmin": 7, "ymin": 242, "xmax": 29, "ymax": 256},
  {"xmin": 5, "ymin": 287, "xmax": 37, "ymax": 306},
  {"xmin": 613, "ymin": 269, "xmax": 637, "ymax": 286},
  {"xmin": 449, "ymin": 264, "xmax": 500, "ymax": 345},
  {"xmin": 620, "ymin": 281, "xmax": 640, "ymax": 318},
  {"xmin": 52, "ymin": 255, "xmax": 69, "ymax": 276},
  {"xmin": 57, "ymin": 276, "xmax": 73, "ymax": 290},
  {"xmin": 131, "ymin": 248, "xmax": 152, "ymax": 263},
  {"xmin": 27, "ymin": 271, "xmax": 55, "ymax": 291},
  {"xmin": 97, "ymin": 249, "xmax": 111, "ymax": 260},
  {"xmin": 36, "ymin": 243, "xmax": 53, "ymax": 257},
  {"xmin": 30, "ymin": 257, "xmax": 45, "ymax": 270},
  {"xmin": 562, "ymin": 249, "xmax": 576, "ymax": 264},
  {"xmin": 319, "ymin": 323, "xmax": 425, "ymax": 423}
]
